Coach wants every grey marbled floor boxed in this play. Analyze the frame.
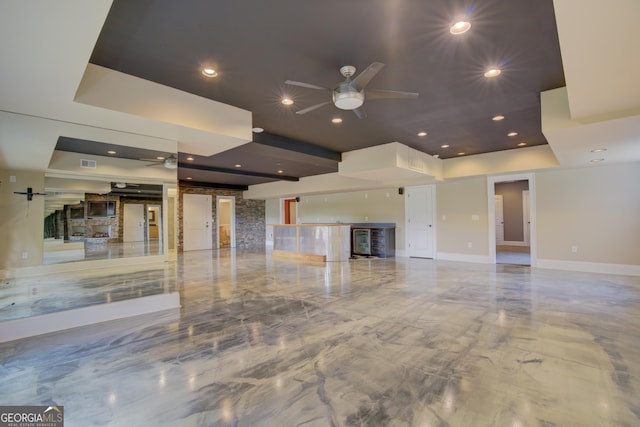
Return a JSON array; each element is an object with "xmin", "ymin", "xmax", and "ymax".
[{"xmin": 1, "ymin": 249, "xmax": 639, "ymax": 426}]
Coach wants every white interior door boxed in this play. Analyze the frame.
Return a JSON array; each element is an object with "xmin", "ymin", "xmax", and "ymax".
[
  {"xmin": 406, "ymin": 185, "xmax": 435, "ymax": 258},
  {"xmin": 123, "ymin": 204, "xmax": 145, "ymax": 242},
  {"xmin": 523, "ymin": 190, "xmax": 530, "ymax": 245},
  {"xmin": 183, "ymin": 194, "xmax": 212, "ymax": 251},
  {"xmin": 494, "ymin": 195, "xmax": 505, "ymax": 245}
]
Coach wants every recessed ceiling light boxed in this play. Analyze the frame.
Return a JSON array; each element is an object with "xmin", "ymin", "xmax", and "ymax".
[
  {"xmin": 457, "ymin": 152, "xmax": 466, "ymax": 156},
  {"xmin": 156, "ymin": 156, "xmax": 165, "ymax": 160},
  {"xmin": 107, "ymin": 150, "xmax": 116, "ymax": 155},
  {"xmin": 441, "ymin": 144, "xmax": 450, "ymax": 148},
  {"xmin": 234, "ymin": 164, "xmax": 242, "ymax": 168},
  {"xmin": 202, "ymin": 68, "xmax": 217, "ymax": 77},
  {"xmin": 484, "ymin": 68, "xmax": 501, "ymax": 78},
  {"xmin": 492, "ymin": 115, "xmax": 505, "ymax": 121},
  {"xmin": 186, "ymin": 177, "xmax": 193, "ymax": 180},
  {"xmin": 186, "ymin": 157, "xmax": 194, "ymax": 161},
  {"xmin": 433, "ymin": 154, "xmax": 440, "ymax": 159},
  {"xmin": 331, "ymin": 117, "xmax": 343, "ymax": 124},
  {"xmin": 591, "ymin": 148, "xmax": 607, "ymax": 153},
  {"xmin": 252, "ymin": 127, "xmax": 264, "ymax": 133},
  {"xmin": 417, "ymin": 131, "xmax": 428, "ymax": 137},
  {"xmin": 277, "ymin": 169, "xmax": 284, "ymax": 174},
  {"xmin": 508, "ymin": 131, "xmax": 518, "ymax": 137},
  {"xmin": 591, "ymin": 158, "xmax": 604, "ymax": 163},
  {"xmin": 517, "ymin": 142, "xmax": 527, "ymax": 147},
  {"xmin": 281, "ymin": 97, "xmax": 293, "ymax": 105},
  {"xmin": 450, "ymin": 21, "xmax": 471, "ymax": 35}
]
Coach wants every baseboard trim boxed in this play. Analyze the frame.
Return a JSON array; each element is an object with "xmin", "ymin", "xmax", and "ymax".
[
  {"xmin": 500, "ymin": 241, "xmax": 529, "ymax": 247},
  {"xmin": 536, "ymin": 259, "xmax": 640, "ymax": 276},
  {"xmin": 0, "ymin": 292, "xmax": 181, "ymax": 343},
  {"xmin": 436, "ymin": 252, "xmax": 492, "ymax": 264}
]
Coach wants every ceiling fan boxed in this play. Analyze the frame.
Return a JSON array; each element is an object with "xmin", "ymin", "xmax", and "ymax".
[
  {"xmin": 285, "ymin": 62, "xmax": 418, "ymax": 118},
  {"xmin": 112, "ymin": 182, "xmax": 140, "ymax": 189},
  {"xmin": 142, "ymin": 154, "xmax": 178, "ymax": 169}
]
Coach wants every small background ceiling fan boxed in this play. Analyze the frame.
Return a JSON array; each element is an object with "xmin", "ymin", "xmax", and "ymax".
[
  {"xmin": 142, "ymin": 154, "xmax": 178, "ymax": 169},
  {"xmin": 285, "ymin": 62, "xmax": 418, "ymax": 118}
]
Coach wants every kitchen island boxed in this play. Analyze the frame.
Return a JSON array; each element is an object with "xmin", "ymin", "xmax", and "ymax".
[{"xmin": 271, "ymin": 224, "xmax": 351, "ymax": 262}]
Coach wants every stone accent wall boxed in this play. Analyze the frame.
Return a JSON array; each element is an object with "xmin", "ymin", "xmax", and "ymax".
[
  {"xmin": 85, "ymin": 193, "xmax": 120, "ymax": 243},
  {"xmin": 178, "ymin": 184, "xmax": 265, "ymax": 251}
]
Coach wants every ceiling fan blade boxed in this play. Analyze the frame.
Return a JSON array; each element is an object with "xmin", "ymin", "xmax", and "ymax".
[
  {"xmin": 351, "ymin": 62, "xmax": 385, "ymax": 90},
  {"xmin": 285, "ymin": 80, "xmax": 330, "ymax": 91},
  {"xmin": 296, "ymin": 101, "xmax": 332, "ymax": 115},
  {"xmin": 366, "ymin": 89, "xmax": 419, "ymax": 100},
  {"xmin": 353, "ymin": 107, "xmax": 367, "ymax": 119}
]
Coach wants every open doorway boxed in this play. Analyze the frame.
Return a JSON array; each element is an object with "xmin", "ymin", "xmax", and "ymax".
[
  {"xmin": 488, "ymin": 174, "xmax": 536, "ymax": 266},
  {"xmin": 147, "ymin": 205, "xmax": 162, "ymax": 241},
  {"xmin": 216, "ymin": 196, "xmax": 235, "ymax": 249},
  {"xmin": 283, "ymin": 198, "xmax": 297, "ymax": 224}
]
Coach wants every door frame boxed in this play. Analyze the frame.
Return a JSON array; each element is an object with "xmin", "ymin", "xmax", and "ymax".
[
  {"xmin": 216, "ymin": 196, "xmax": 236, "ymax": 249},
  {"xmin": 487, "ymin": 173, "xmax": 536, "ymax": 266}
]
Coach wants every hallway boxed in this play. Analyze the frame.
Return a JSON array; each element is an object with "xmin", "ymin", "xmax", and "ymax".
[{"xmin": 1, "ymin": 250, "xmax": 639, "ymax": 426}]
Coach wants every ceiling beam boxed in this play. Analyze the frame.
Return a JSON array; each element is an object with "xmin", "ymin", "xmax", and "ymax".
[
  {"xmin": 179, "ymin": 180, "xmax": 248, "ymax": 191},
  {"xmin": 253, "ymin": 132, "xmax": 341, "ymax": 162},
  {"xmin": 178, "ymin": 162, "xmax": 300, "ymax": 182}
]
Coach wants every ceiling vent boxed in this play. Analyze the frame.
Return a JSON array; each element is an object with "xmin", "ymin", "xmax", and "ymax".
[{"xmin": 80, "ymin": 159, "xmax": 97, "ymax": 169}]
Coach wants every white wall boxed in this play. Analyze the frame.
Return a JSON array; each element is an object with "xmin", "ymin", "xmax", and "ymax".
[
  {"xmin": 296, "ymin": 188, "xmax": 406, "ymax": 252},
  {"xmin": 435, "ymin": 177, "xmax": 489, "ymax": 261},
  {"xmin": 264, "ymin": 198, "xmax": 280, "ymax": 246},
  {"xmin": 0, "ymin": 170, "xmax": 45, "ymax": 274},
  {"xmin": 536, "ymin": 162, "xmax": 640, "ymax": 272},
  {"xmin": 273, "ymin": 162, "xmax": 640, "ymax": 275}
]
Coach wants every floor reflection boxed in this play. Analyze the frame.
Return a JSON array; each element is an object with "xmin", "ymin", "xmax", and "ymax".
[{"xmin": 43, "ymin": 240, "xmax": 163, "ymax": 264}]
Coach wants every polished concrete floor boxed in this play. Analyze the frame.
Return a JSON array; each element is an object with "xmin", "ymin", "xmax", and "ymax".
[{"xmin": 1, "ymin": 249, "xmax": 639, "ymax": 426}]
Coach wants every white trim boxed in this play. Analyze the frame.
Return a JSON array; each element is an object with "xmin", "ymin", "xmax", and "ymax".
[
  {"xmin": 501, "ymin": 241, "xmax": 529, "ymax": 247},
  {"xmin": 0, "ymin": 292, "xmax": 181, "ymax": 343},
  {"xmin": 537, "ymin": 259, "xmax": 640, "ymax": 276},
  {"xmin": 436, "ymin": 252, "xmax": 492, "ymax": 264},
  {"xmin": 487, "ymin": 173, "xmax": 537, "ymax": 267}
]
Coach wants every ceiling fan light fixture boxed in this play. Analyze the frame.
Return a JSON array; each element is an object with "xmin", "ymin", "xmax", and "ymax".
[
  {"xmin": 281, "ymin": 97, "xmax": 294, "ymax": 105},
  {"xmin": 333, "ymin": 90, "xmax": 364, "ymax": 110},
  {"xmin": 164, "ymin": 157, "xmax": 178, "ymax": 169}
]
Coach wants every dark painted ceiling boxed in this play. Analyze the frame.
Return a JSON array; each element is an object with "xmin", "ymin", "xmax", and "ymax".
[{"xmin": 88, "ymin": 0, "xmax": 565, "ymax": 187}]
